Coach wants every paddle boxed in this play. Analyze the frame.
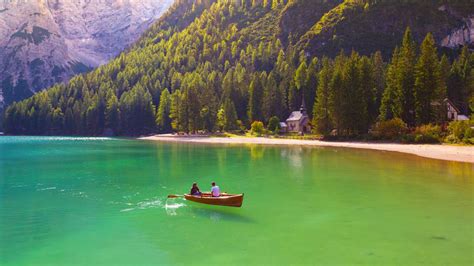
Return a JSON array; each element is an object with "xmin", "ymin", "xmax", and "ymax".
[{"xmin": 167, "ymin": 194, "xmax": 183, "ymax": 198}]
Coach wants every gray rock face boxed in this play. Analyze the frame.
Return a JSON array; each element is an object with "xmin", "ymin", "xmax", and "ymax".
[
  {"xmin": 441, "ymin": 17, "xmax": 474, "ymax": 49},
  {"xmin": 0, "ymin": 0, "xmax": 173, "ymax": 108}
]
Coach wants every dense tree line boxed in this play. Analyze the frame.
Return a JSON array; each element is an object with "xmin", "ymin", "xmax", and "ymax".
[
  {"xmin": 313, "ymin": 30, "xmax": 473, "ymax": 137},
  {"xmin": 3, "ymin": 0, "xmax": 473, "ymax": 136}
]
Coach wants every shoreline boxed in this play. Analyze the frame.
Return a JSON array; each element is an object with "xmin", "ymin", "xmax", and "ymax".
[{"xmin": 139, "ymin": 134, "xmax": 474, "ymax": 164}]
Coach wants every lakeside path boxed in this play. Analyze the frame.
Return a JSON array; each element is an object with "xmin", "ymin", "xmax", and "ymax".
[{"xmin": 139, "ymin": 135, "xmax": 474, "ymax": 164}]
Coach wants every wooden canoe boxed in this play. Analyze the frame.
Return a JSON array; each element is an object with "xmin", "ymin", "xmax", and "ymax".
[{"xmin": 184, "ymin": 193, "xmax": 244, "ymax": 207}]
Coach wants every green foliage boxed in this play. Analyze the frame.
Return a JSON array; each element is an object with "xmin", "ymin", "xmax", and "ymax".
[
  {"xmin": 378, "ymin": 28, "xmax": 417, "ymax": 125},
  {"xmin": 414, "ymin": 33, "xmax": 445, "ymax": 125},
  {"xmin": 304, "ymin": 0, "xmax": 364, "ymax": 37},
  {"xmin": 156, "ymin": 89, "xmax": 172, "ymax": 133},
  {"xmin": 250, "ymin": 120, "xmax": 265, "ymax": 136},
  {"xmin": 217, "ymin": 107, "xmax": 225, "ymax": 132},
  {"xmin": 248, "ymin": 74, "xmax": 264, "ymax": 123},
  {"xmin": 412, "ymin": 124, "xmax": 443, "ymax": 144},
  {"xmin": 379, "ymin": 47, "xmax": 402, "ymax": 121},
  {"xmin": 267, "ymin": 116, "xmax": 280, "ymax": 133},
  {"xmin": 445, "ymin": 120, "xmax": 474, "ymax": 144},
  {"xmin": 294, "ymin": 60, "xmax": 307, "ymax": 92},
  {"xmin": 398, "ymin": 27, "xmax": 417, "ymax": 126},
  {"xmin": 262, "ymin": 72, "xmax": 285, "ymax": 121},
  {"xmin": 105, "ymin": 91, "xmax": 120, "ymax": 134},
  {"xmin": 222, "ymin": 99, "xmax": 239, "ymax": 131},
  {"xmin": 371, "ymin": 118, "xmax": 407, "ymax": 140},
  {"xmin": 3, "ymin": 0, "xmax": 473, "ymax": 138},
  {"xmin": 322, "ymin": 51, "xmax": 376, "ymax": 137},
  {"xmin": 299, "ymin": 0, "xmax": 473, "ymax": 58},
  {"xmin": 447, "ymin": 46, "xmax": 474, "ymax": 115},
  {"xmin": 312, "ymin": 58, "xmax": 333, "ymax": 135},
  {"xmin": 236, "ymin": 119, "xmax": 246, "ymax": 133}
]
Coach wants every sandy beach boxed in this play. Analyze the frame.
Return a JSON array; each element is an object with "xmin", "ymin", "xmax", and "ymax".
[{"xmin": 140, "ymin": 134, "xmax": 474, "ymax": 164}]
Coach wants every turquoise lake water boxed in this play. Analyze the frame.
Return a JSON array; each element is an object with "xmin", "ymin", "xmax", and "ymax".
[{"xmin": 0, "ymin": 136, "xmax": 473, "ymax": 265}]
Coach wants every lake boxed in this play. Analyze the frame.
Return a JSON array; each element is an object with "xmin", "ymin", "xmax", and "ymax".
[{"xmin": 0, "ymin": 137, "xmax": 472, "ymax": 265}]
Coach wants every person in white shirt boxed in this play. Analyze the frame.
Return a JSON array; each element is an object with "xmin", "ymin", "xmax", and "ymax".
[{"xmin": 211, "ymin": 182, "xmax": 220, "ymax": 197}]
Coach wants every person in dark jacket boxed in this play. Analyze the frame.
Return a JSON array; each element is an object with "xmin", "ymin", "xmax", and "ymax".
[{"xmin": 190, "ymin": 182, "xmax": 202, "ymax": 196}]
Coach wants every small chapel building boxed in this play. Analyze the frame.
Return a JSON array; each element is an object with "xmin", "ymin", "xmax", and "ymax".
[
  {"xmin": 282, "ymin": 100, "xmax": 311, "ymax": 134},
  {"xmin": 445, "ymin": 98, "xmax": 469, "ymax": 121}
]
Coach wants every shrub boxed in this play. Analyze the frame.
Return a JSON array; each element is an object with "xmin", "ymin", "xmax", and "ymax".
[
  {"xmin": 371, "ymin": 118, "xmax": 407, "ymax": 140},
  {"xmin": 445, "ymin": 120, "xmax": 474, "ymax": 144},
  {"xmin": 251, "ymin": 121, "xmax": 265, "ymax": 136},
  {"xmin": 412, "ymin": 124, "xmax": 443, "ymax": 143},
  {"xmin": 267, "ymin": 116, "xmax": 280, "ymax": 134},
  {"xmin": 236, "ymin": 120, "xmax": 246, "ymax": 133},
  {"xmin": 401, "ymin": 133, "xmax": 416, "ymax": 143}
]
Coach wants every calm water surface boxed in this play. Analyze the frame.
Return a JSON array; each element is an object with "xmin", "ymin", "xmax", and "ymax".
[{"xmin": 0, "ymin": 136, "xmax": 472, "ymax": 265}]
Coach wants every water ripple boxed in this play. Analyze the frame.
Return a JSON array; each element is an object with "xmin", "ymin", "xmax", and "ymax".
[
  {"xmin": 119, "ymin": 197, "xmax": 162, "ymax": 213},
  {"xmin": 37, "ymin": 187, "xmax": 57, "ymax": 191}
]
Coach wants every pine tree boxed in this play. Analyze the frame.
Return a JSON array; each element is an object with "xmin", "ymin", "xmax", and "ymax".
[
  {"xmin": 305, "ymin": 57, "xmax": 319, "ymax": 116},
  {"xmin": 156, "ymin": 89, "xmax": 172, "ymax": 133},
  {"xmin": 271, "ymin": 0, "xmax": 279, "ymax": 9},
  {"xmin": 247, "ymin": 74, "xmax": 263, "ymax": 122},
  {"xmin": 199, "ymin": 82, "xmax": 219, "ymax": 132},
  {"xmin": 185, "ymin": 86, "xmax": 201, "ymax": 133},
  {"xmin": 287, "ymin": 79, "xmax": 298, "ymax": 111},
  {"xmin": 105, "ymin": 90, "xmax": 120, "ymax": 134},
  {"xmin": 371, "ymin": 51, "xmax": 385, "ymax": 119},
  {"xmin": 262, "ymin": 72, "xmax": 281, "ymax": 121},
  {"xmin": 414, "ymin": 33, "xmax": 443, "ymax": 125},
  {"xmin": 51, "ymin": 107, "xmax": 64, "ymax": 133},
  {"xmin": 170, "ymin": 90, "xmax": 182, "ymax": 132},
  {"xmin": 312, "ymin": 58, "xmax": 333, "ymax": 135},
  {"xmin": 330, "ymin": 68, "xmax": 344, "ymax": 136},
  {"xmin": 294, "ymin": 60, "xmax": 308, "ymax": 100},
  {"xmin": 342, "ymin": 52, "xmax": 366, "ymax": 135},
  {"xmin": 222, "ymin": 99, "xmax": 238, "ymax": 131},
  {"xmin": 178, "ymin": 88, "xmax": 190, "ymax": 133},
  {"xmin": 436, "ymin": 55, "xmax": 450, "ymax": 122},
  {"xmin": 359, "ymin": 56, "xmax": 377, "ymax": 128},
  {"xmin": 447, "ymin": 46, "xmax": 473, "ymax": 114},
  {"xmin": 217, "ymin": 107, "xmax": 225, "ymax": 132},
  {"xmin": 85, "ymin": 97, "xmax": 99, "ymax": 135},
  {"xmin": 398, "ymin": 27, "xmax": 417, "ymax": 126},
  {"xmin": 380, "ymin": 47, "xmax": 403, "ymax": 121}
]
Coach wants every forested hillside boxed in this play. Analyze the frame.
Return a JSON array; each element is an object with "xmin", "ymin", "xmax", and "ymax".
[{"xmin": 3, "ymin": 0, "xmax": 473, "ymax": 136}]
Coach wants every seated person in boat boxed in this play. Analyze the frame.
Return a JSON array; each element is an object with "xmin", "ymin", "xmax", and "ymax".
[
  {"xmin": 190, "ymin": 182, "xmax": 201, "ymax": 196},
  {"xmin": 211, "ymin": 182, "xmax": 220, "ymax": 197}
]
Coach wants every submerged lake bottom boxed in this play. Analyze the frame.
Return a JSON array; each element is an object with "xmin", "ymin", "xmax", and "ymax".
[{"xmin": 0, "ymin": 136, "xmax": 472, "ymax": 265}]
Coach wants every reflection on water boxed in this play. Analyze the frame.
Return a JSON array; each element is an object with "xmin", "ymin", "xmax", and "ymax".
[
  {"xmin": 187, "ymin": 204, "xmax": 254, "ymax": 223},
  {"xmin": 164, "ymin": 198, "xmax": 254, "ymax": 223},
  {"xmin": 250, "ymin": 145, "xmax": 265, "ymax": 159},
  {"xmin": 280, "ymin": 146, "xmax": 304, "ymax": 168}
]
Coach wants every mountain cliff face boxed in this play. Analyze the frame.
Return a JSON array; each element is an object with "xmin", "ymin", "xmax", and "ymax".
[
  {"xmin": 0, "ymin": 0, "xmax": 173, "ymax": 109},
  {"xmin": 442, "ymin": 17, "xmax": 474, "ymax": 48}
]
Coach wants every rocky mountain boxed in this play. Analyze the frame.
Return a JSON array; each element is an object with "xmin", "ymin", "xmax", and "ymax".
[{"xmin": 0, "ymin": 0, "xmax": 173, "ymax": 110}]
